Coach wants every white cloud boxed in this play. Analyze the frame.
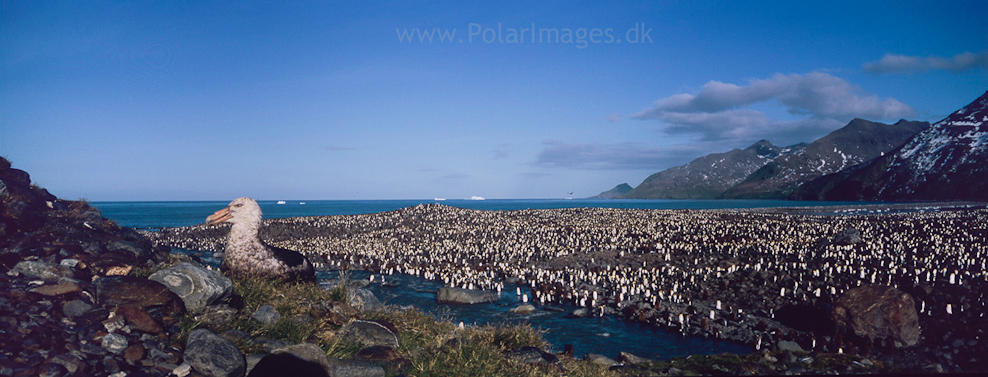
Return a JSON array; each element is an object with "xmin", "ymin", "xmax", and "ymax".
[
  {"xmin": 632, "ymin": 72, "xmax": 916, "ymax": 142},
  {"xmin": 864, "ymin": 51, "xmax": 988, "ymax": 74}
]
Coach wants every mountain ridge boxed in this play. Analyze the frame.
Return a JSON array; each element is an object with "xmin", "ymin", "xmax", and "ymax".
[
  {"xmin": 792, "ymin": 89, "xmax": 988, "ymax": 201},
  {"xmin": 594, "ymin": 117, "xmax": 930, "ymax": 200},
  {"xmin": 720, "ymin": 119, "xmax": 929, "ymax": 199},
  {"xmin": 616, "ymin": 140, "xmax": 805, "ymax": 199}
]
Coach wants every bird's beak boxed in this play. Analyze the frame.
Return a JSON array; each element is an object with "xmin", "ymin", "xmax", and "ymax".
[{"xmin": 206, "ymin": 207, "xmax": 233, "ymax": 225}]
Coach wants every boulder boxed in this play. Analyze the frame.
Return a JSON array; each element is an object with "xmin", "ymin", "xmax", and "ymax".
[
  {"xmin": 323, "ymin": 358, "xmax": 385, "ymax": 377},
  {"xmin": 833, "ymin": 228, "xmax": 863, "ymax": 245},
  {"xmin": 94, "ymin": 275, "xmax": 186, "ymax": 325},
  {"xmin": 506, "ymin": 346, "xmax": 558, "ymax": 365},
  {"xmin": 617, "ymin": 351, "xmax": 651, "ymax": 365},
  {"xmin": 248, "ymin": 343, "xmax": 332, "ymax": 377},
  {"xmin": 339, "ymin": 320, "xmax": 399, "ymax": 349},
  {"xmin": 436, "ymin": 287, "xmax": 499, "ymax": 305},
  {"xmin": 510, "ymin": 304, "xmax": 536, "ymax": 315},
  {"xmin": 346, "ymin": 288, "xmax": 381, "ymax": 311},
  {"xmin": 252, "ymin": 305, "xmax": 280, "ymax": 325},
  {"xmin": 149, "ymin": 262, "xmax": 232, "ymax": 313},
  {"xmin": 568, "ymin": 308, "xmax": 590, "ymax": 318},
  {"xmin": 105, "ymin": 240, "xmax": 151, "ymax": 261},
  {"xmin": 832, "ymin": 285, "xmax": 920, "ymax": 348},
  {"xmin": 585, "ymin": 353, "xmax": 618, "ymax": 366},
  {"xmin": 776, "ymin": 340, "xmax": 805, "ymax": 353},
  {"xmin": 353, "ymin": 345, "xmax": 408, "ymax": 368},
  {"xmin": 185, "ymin": 329, "xmax": 247, "ymax": 377},
  {"xmin": 8, "ymin": 260, "xmax": 73, "ymax": 282}
]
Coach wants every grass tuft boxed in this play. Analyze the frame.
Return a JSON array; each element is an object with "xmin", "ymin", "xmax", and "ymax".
[{"xmin": 161, "ymin": 270, "xmax": 631, "ymax": 376}]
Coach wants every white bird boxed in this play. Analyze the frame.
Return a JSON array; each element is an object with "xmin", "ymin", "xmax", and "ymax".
[{"xmin": 206, "ymin": 197, "xmax": 316, "ymax": 283}]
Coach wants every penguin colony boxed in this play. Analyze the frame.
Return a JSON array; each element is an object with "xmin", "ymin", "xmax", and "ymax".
[{"xmin": 145, "ymin": 204, "xmax": 988, "ymax": 358}]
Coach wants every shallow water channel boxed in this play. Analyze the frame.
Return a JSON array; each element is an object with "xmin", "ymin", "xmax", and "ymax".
[{"xmin": 182, "ymin": 249, "xmax": 752, "ymax": 361}]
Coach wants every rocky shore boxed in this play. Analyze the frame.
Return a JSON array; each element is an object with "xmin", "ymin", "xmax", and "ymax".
[
  {"xmin": 4, "ymin": 154, "xmax": 987, "ymax": 376},
  {"xmin": 147, "ymin": 201, "xmax": 988, "ymax": 373}
]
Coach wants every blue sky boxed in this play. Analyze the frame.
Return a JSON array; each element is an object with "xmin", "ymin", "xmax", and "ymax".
[{"xmin": 3, "ymin": 1, "xmax": 987, "ymax": 201}]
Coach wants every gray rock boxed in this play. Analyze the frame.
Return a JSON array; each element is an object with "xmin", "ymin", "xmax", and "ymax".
[
  {"xmin": 252, "ymin": 343, "xmax": 387, "ymax": 377},
  {"xmin": 200, "ymin": 304, "xmax": 238, "ymax": 325},
  {"xmin": 585, "ymin": 353, "xmax": 618, "ymax": 366},
  {"xmin": 60, "ymin": 258, "xmax": 80, "ymax": 268},
  {"xmin": 244, "ymin": 355, "xmax": 264, "ymax": 376},
  {"xmin": 8, "ymin": 260, "xmax": 72, "ymax": 282},
  {"xmin": 506, "ymin": 346, "xmax": 557, "ymax": 364},
  {"xmin": 776, "ymin": 340, "xmax": 805, "ymax": 353},
  {"xmin": 172, "ymin": 363, "xmax": 193, "ymax": 377},
  {"xmin": 570, "ymin": 308, "xmax": 589, "ymax": 318},
  {"xmin": 106, "ymin": 240, "xmax": 150, "ymax": 260},
  {"xmin": 833, "ymin": 228, "xmax": 862, "ymax": 245},
  {"xmin": 324, "ymin": 358, "xmax": 385, "ymax": 377},
  {"xmin": 339, "ymin": 320, "xmax": 399, "ymax": 349},
  {"xmin": 101, "ymin": 333, "xmax": 129, "ymax": 355},
  {"xmin": 185, "ymin": 329, "xmax": 247, "ymax": 377},
  {"xmin": 346, "ymin": 288, "xmax": 381, "ymax": 311},
  {"xmin": 50, "ymin": 354, "xmax": 85, "ymax": 374},
  {"xmin": 783, "ymin": 351, "xmax": 798, "ymax": 365},
  {"xmin": 149, "ymin": 262, "xmax": 232, "ymax": 313},
  {"xmin": 63, "ymin": 300, "xmax": 93, "ymax": 318},
  {"xmin": 80, "ymin": 343, "xmax": 108, "ymax": 356},
  {"xmin": 255, "ymin": 338, "xmax": 293, "ymax": 352},
  {"xmin": 252, "ymin": 305, "xmax": 280, "ymax": 325},
  {"xmin": 435, "ymin": 287, "xmax": 499, "ymax": 305},
  {"xmin": 510, "ymin": 304, "xmax": 536, "ymax": 315},
  {"xmin": 618, "ymin": 351, "xmax": 651, "ymax": 365}
]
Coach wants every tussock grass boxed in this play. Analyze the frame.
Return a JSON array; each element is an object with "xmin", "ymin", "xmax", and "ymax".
[{"xmin": 163, "ymin": 269, "xmax": 625, "ymax": 376}]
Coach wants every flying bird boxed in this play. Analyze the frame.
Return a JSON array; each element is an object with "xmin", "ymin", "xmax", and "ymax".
[{"xmin": 206, "ymin": 197, "xmax": 316, "ymax": 283}]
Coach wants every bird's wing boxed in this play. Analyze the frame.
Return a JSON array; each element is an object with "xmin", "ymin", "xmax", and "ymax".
[{"xmin": 265, "ymin": 242, "xmax": 309, "ymax": 268}]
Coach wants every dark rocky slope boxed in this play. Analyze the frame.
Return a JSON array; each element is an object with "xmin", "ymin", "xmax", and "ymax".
[
  {"xmin": 590, "ymin": 183, "xmax": 632, "ymax": 199},
  {"xmin": 621, "ymin": 140, "xmax": 804, "ymax": 199},
  {"xmin": 0, "ymin": 157, "xmax": 187, "ymax": 376},
  {"xmin": 793, "ymin": 89, "xmax": 988, "ymax": 201},
  {"xmin": 722, "ymin": 119, "xmax": 929, "ymax": 199}
]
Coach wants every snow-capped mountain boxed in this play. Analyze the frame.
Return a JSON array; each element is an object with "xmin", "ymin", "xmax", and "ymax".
[
  {"xmin": 793, "ymin": 90, "xmax": 988, "ymax": 201},
  {"xmin": 619, "ymin": 140, "xmax": 805, "ymax": 199},
  {"xmin": 720, "ymin": 119, "xmax": 929, "ymax": 199}
]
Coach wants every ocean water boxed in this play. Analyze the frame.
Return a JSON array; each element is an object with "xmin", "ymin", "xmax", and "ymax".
[
  {"xmin": 91, "ymin": 199, "xmax": 843, "ymax": 360},
  {"xmin": 94, "ymin": 198, "xmax": 858, "ymax": 229}
]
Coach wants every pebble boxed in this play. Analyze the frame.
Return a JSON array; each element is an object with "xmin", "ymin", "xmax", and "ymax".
[
  {"xmin": 172, "ymin": 363, "xmax": 192, "ymax": 377},
  {"xmin": 62, "ymin": 300, "xmax": 93, "ymax": 318},
  {"xmin": 29, "ymin": 282, "xmax": 81, "ymax": 296},
  {"xmin": 101, "ymin": 333, "xmax": 129, "ymax": 354}
]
